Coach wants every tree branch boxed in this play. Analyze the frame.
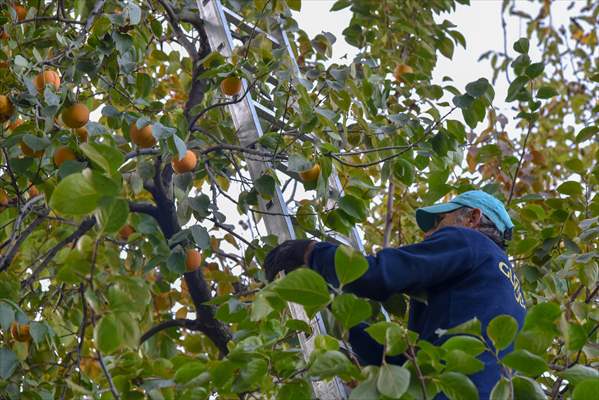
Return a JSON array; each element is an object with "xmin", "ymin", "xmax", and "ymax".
[
  {"xmin": 0, "ymin": 211, "xmax": 47, "ymax": 272},
  {"xmin": 155, "ymin": 0, "xmax": 197, "ymax": 59},
  {"xmin": 16, "ymin": 16, "xmax": 85, "ymax": 25},
  {"xmin": 139, "ymin": 318, "xmax": 195, "ymax": 344},
  {"xmin": 183, "ymin": 270, "xmax": 232, "ymax": 357},
  {"xmin": 21, "ymin": 217, "xmax": 96, "ymax": 288},
  {"xmin": 507, "ymin": 120, "xmax": 534, "ymax": 207}
]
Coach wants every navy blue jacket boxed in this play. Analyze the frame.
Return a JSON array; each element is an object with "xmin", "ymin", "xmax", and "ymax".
[{"xmin": 308, "ymin": 226, "xmax": 527, "ymax": 399}]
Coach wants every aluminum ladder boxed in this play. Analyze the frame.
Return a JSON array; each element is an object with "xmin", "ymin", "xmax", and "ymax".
[{"xmin": 196, "ymin": 1, "xmax": 365, "ymax": 398}]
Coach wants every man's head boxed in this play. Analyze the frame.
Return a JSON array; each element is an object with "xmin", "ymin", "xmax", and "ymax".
[{"xmin": 416, "ymin": 190, "xmax": 514, "ymax": 248}]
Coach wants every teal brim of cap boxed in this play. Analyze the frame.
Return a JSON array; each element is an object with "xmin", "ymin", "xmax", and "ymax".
[{"xmin": 416, "ymin": 202, "xmax": 463, "ymax": 232}]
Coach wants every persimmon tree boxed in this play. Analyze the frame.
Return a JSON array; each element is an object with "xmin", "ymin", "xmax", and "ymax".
[{"xmin": 0, "ymin": 0, "xmax": 597, "ymax": 399}]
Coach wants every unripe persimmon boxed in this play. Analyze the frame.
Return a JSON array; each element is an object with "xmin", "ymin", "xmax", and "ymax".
[
  {"xmin": 118, "ymin": 224, "xmax": 135, "ymax": 240},
  {"xmin": 34, "ymin": 70, "xmax": 61, "ymax": 93},
  {"xmin": 61, "ymin": 103, "xmax": 89, "ymax": 129},
  {"xmin": 393, "ymin": 63, "xmax": 414, "ymax": 83},
  {"xmin": 28, "ymin": 185, "xmax": 40, "ymax": 198},
  {"xmin": 8, "ymin": 118, "xmax": 23, "ymax": 130},
  {"xmin": 153, "ymin": 292, "xmax": 171, "ymax": 312},
  {"xmin": 53, "ymin": 146, "xmax": 76, "ymax": 167},
  {"xmin": 75, "ymin": 127, "xmax": 88, "ymax": 142},
  {"xmin": 20, "ymin": 142, "xmax": 44, "ymax": 158},
  {"xmin": 129, "ymin": 123, "xmax": 156, "ymax": 148},
  {"xmin": 0, "ymin": 95, "xmax": 14, "ymax": 123},
  {"xmin": 80, "ymin": 357, "xmax": 101, "ymax": 379},
  {"xmin": 185, "ymin": 249, "xmax": 202, "ymax": 271},
  {"xmin": 220, "ymin": 76, "xmax": 242, "ymax": 96},
  {"xmin": 171, "ymin": 150, "xmax": 197, "ymax": 174},
  {"xmin": 0, "ymin": 189, "xmax": 8, "ymax": 207},
  {"xmin": 12, "ymin": 4, "xmax": 27, "ymax": 21},
  {"xmin": 10, "ymin": 321, "xmax": 31, "ymax": 342},
  {"xmin": 299, "ymin": 164, "xmax": 321, "ymax": 182}
]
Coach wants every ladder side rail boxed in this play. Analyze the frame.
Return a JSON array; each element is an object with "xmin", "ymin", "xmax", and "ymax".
[{"xmin": 197, "ymin": 1, "xmax": 348, "ymax": 398}]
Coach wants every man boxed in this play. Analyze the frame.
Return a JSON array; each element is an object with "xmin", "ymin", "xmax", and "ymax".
[{"xmin": 265, "ymin": 190, "xmax": 527, "ymax": 399}]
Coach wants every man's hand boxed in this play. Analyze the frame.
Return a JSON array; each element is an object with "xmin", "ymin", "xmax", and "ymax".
[{"xmin": 264, "ymin": 239, "xmax": 315, "ymax": 282}]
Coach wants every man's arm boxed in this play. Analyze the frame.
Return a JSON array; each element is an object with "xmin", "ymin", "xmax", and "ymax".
[{"xmin": 308, "ymin": 227, "xmax": 478, "ymax": 302}]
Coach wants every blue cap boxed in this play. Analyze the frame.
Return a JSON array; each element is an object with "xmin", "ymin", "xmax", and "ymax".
[{"xmin": 416, "ymin": 190, "xmax": 514, "ymax": 236}]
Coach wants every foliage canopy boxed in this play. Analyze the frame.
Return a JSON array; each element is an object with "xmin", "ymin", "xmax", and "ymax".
[{"xmin": 0, "ymin": 0, "xmax": 597, "ymax": 399}]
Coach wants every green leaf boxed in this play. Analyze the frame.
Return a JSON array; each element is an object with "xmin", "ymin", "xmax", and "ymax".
[
  {"xmin": 115, "ymin": 312, "xmax": 140, "ymax": 349},
  {"xmin": 523, "ymin": 302, "xmax": 561, "ymax": 331},
  {"xmin": 125, "ymin": 3, "xmax": 142, "ymax": 25},
  {"xmin": 502, "ymin": 349, "xmax": 547, "ymax": 376},
  {"xmin": 166, "ymin": 249, "xmax": 186, "ymax": 274},
  {"xmin": 255, "ymin": 175, "xmax": 275, "ymax": 200},
  {"xmin": 339, "ymin": 195, "xmax": 368, "ymax": 221},
  {"xmin": 441, "ymin": 335, "xmax": 485, "ymax": 356},
  {"xmin": 80, "ymin": 143, "xmax": 111, "ymax": 172},
  {"xmin": 566, "ymin": 322, "xmax": 587, "ymax": 351},
  {"xmin": 277, "ymin": 381, "xmax": 312, "ymax": 400},
  {"xmin": 573, "ymin": 378, "xmax": 599, "ymax": 400},
  {"xmin": 29, "ymin": 321, "xmax": 47, "ymax": 344},
  {"xmin": 505, "ymin": 76, "xmax": 529, "ymax": 102},
  {"xmin": 559, "ymin": 365, "xmax": 599, "ymax": 386},
  {"xmin": 273, "ymin": 269, "xmax": 330, "ymax": 308},
  {"xmin": 575, "ymin": 126, "xmax": 598, "ymax": 143},
  {"xmin": 536, "ymin": 86, "xmax": 558, "ymax": 99},
  {"xmin": 377, "ymin": 364, "xmax": 410, "ymax": 399},
  {"xmin": 49, "ymin": 172, "xmax": 100, "ymax": 215},
  {"xmin": 490, "ymin": 377, "xmax": 511, "ymax": 400},
  {"xmin": 452, "ymin": 94, "xmax": 474, "ymax": 109},
  {"xmin": 525, "ymin": 62, "xmax": 544, "ymax": 79},
  {"xmin": 513, "ymin": 38, "xmax": 529, "ymax": 53},
  {"xmin": 557, "ymin": 181, "xmax": 582, "ymax": 196},
  {"xmin": 445, "ymin": 349, "xmax": 485, "ymax": 374},
  {"xmin": 0, "ymin": 348, "xmax": 18, "ymax": 379},
  {"xmin": 308, "ymin": 350, "xmax": 353, "ymax": 379},
  {"xmin": 96, "ymin": 197, "xmax": 129, "ymax": 234},
  {"xmin": 487, "ymin": 315, "xmax": 519, "ymax": 351},
  {"xmin": 392, "ymin": 158, "xmax": 415, "ymax": 185},
  {"xmin": 191, "ymin": 225, "xmax": 210, "ymax": 249},
  {"xmin": 439, "ymin": 36, "xmax": 455, "ymax": 59},
  {"xmin": 171, "ymin": 134, "xmax": 187, "ymax": 161},
  {"xmin": 439, "ymin": 372, "xmax": 479, "ymax": 400},
  {"xmin": 0, "ymin": 303, "xmax": 15, "ymax": 331},
  {"xmin": 250, "ymin": 293, "xmax": 274, "ymax": 322},
  {"xmin": 438, "ymin": 318, "xmax": 482, "ymax": 338},
  {"xmin": 331, "ymin": 293, "xmax": 372, "ymax": 329},
  {"xmin": 286, "ymin": 0, "xmax": 301, "ymax": 11},
  {"xmin": 323, "ymin": 209, "xmax": 352, "ymax": 236},
  {"xmin": 386, "ymin": 325, "xmax": 409, "ymax": 356},
  {"xmin": 334, "ymin": 245, "xmax": 368, "ymax": 286},
  {"xmin": 465, "ymin": 78, "xmax": 490, "ymax": 98},
  {"xmin": 512, "ymin": 376, "xmax": 545, "ymax": 400},
  {"xmin": 365, "ymin": 321, "xmax": 396, "ymax": 344},
  {"xmin": 174, "ymin": 361, "xmax": 206, "ymax": 384},
  {"xmin": 330, "ymin": 0, "xmax": 351, "ymax": 11},
  {"xmin": 93, "ymin": 313, "xmax": 122, "ymax": 354}
]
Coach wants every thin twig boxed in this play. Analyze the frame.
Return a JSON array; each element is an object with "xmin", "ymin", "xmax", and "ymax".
[
  {"xmin": 383, "ymin": 181, "xmax": 395, "ymax": 247},
  {"xmin": 507, "ymin": 120, "xmax": 534, "ymax": 207},
  {"xmin": 97, "ymin": 351, "xmax": 120, "ymax": 400},
  {"xmin": 21, "ymin": 218, "xmax": 96, "ymax": 288}
]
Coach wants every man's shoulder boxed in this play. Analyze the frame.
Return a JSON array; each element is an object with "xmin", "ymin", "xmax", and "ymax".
[{"xmin": 433, "ymin": 227, "xmax": 503, "ymax": 252}]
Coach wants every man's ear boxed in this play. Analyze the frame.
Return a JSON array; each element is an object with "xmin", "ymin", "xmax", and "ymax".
[{"xmin": 469, "ymin": 208, "xmax": 482, "ymax": 228}]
